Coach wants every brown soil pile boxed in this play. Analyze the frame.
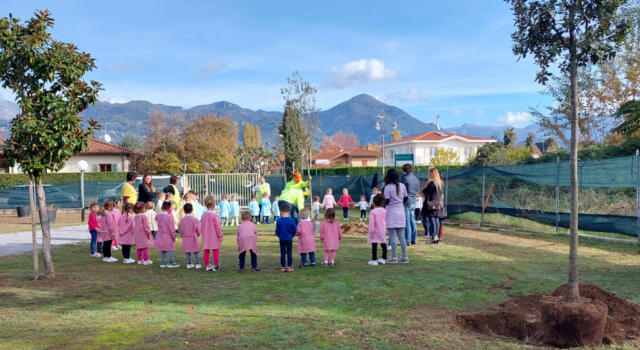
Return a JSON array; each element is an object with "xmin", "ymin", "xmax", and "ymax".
[
  {"xmin": 341, "ymin": 221, "xmax": 368, "ymax": 235},
  {"xmin": 456, "ymin": 284, "xmax": 640, "ymax": 348}
]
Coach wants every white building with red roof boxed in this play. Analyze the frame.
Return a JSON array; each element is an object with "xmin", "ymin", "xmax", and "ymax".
[
  {"xmin": 312, "ymin": 146, "xmax": 382, "ymax": 167},
  {"xmin": 384, "ymin": 131, "xmax": 496, "ymax": 166},
  {"xmin": 0, "ymin": 139, "xmax": 134, "ymax": 173}
]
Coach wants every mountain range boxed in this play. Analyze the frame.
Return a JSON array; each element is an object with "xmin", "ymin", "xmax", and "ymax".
[{"xmin": 0, "ymin": 94, "xmax": 542, "ymax": 145}]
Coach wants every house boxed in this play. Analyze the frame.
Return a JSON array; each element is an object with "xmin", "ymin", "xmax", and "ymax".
[
  {"xmin": 312, "ymin": 146, "xmax": 382, "ymax": 167},
  {"xmin": 383, "ymin": 131, "xmax": 496, "ymax": 166},
  {"xmin": 0, "ymin": 139, "xmax": 134, "ymax": 173}
]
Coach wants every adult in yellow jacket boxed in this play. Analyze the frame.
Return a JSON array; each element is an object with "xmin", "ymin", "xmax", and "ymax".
[{"xmin": 278, "ymin": 172, "xmax": 310, "ymax": 224}]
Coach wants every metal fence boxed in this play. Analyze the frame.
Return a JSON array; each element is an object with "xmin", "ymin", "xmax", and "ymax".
[{"xmin": 184, "ymin": 173, "xmax": 258, "ymax": 207}]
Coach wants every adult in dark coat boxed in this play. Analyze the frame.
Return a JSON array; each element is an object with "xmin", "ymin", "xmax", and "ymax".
[
  {"xmin": 421, "ymin": 167, "xmax": 444, "ymax": 244},
  {"xmin": 138, "ymin": 174, "xmax": 157, "ymax": 204}
]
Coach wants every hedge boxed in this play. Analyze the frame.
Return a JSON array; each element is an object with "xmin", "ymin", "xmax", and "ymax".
[
  {"xmin": 0, "ymin": 172, "xmax": 128, "ymax": 189},
  {"xmin": 309, "ymin": 164, "xmax": 466, "ymax": 176}
]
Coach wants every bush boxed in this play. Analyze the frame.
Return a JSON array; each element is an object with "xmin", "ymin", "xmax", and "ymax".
[{"xmin": 0, "ymin": 172, "xmax": 128, "ymax": 189}]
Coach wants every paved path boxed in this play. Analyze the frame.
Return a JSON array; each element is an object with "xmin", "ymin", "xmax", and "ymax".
[{"xmin": 0, "ymin": 225, "xmax": 88, "ymax": 256}]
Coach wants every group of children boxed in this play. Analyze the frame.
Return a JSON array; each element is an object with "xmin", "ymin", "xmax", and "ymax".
[
  {"xmin": 315, "ymin": 187, "xmax": 384, "ymax": 222},
  {"xmin": 88, "ymin": 186, "xmax": 401, "ymax": 270}
]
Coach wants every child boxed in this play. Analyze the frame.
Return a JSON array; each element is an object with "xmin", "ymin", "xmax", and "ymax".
[
  {"xmin": 118, "ymin": 203, "xmax": 136, "ymax": 264},
  {"xmin": 336, "ymin": 188, "xmax": 355, "ymax": 221},
  {"xmin": 156, "ymin": 192, "xmax": 166, "ymax": 213},
  {"xmin": 237, "ymin": 211, "xmax": 260, "ymax": 272},
  {"xmin": 319, "ymin": 208, "xmax": 343, "ymax": 266},
  {"xmin": 367, "ymin": 194, "xmax": 387, "ymax": 266},
  {"xmin": 99, "ymin": 200, "xmax": 118, "ymax": 262},
  {"xmin": 111, "ymin": 199, "xmax": 122, "ymax": 251},
  {"xmin": 229, "ymin": 194, "xmax": 240, "ymax": 226},
  {"xmin": 189, "ymin": 190, "xmax": 205, "ymax": 220},
  {"xmin": 164, "ymin": 192, "xmax": 174, "ymax": 211},
  {"xmin": 357, "ymin": 195, "xmax": 368, "ymax": 221},
  {"xmin": 218, "ymin": 194, "xmax": 230, "ymax": 226},
  {"xmin": 248, "ymin": 195, "xmax": 260, "ymax": 224},
  {"xmin": 296, "ymin": 209, "xmax": 316, "ymax": 268},
  {"xmin": 272, "ymin": 195, "xmax": 281, "ymax": 222},
  {"xmin": 201, "ymin": 195, "xmax": 223, "ymax": 271},
  {"xmin": 156, "ymin": 201, "xmax": 179, "ymax": 268},
  {"xmin": 170, "ymin": 201, "xmax": 180, "ymax": 230},
  {"xmin": 369, "ymin": 187, "xmax": 379, "ymax": 207},
  {"xmin": 180, "ymin": 203, "xmax": 202, "ymax": 269},
  {"xmin": 144, "ymin": 201, "xmax": 158, "ymax": 239},
  {"xmin": 179, "ymin": 193, "xmax": 192, "ymax": 219},
  {"xmin": 312, "ymin": 196, "xmax": 321, "ymax": 220},
  {"xmin": 275, "ymin": 205, "xmax": 297, "ymax": 272},
  {"xmin": 415, "ymin": 192, "xmax": 423, "ymax": 224},
  {"xmin": 134, "ymin": 202, "xmax": 154, "ymax": 265},
  {"xmin": 260, "ymin": 193, "xmax": 272, "ymax": 224},
  {"xmin": 321, "ymin": 188, "xmax": 336, "ymax": 210},
  {"xmin": 88, "ymin": 202, "xmax": 101, "ymax": 258}
]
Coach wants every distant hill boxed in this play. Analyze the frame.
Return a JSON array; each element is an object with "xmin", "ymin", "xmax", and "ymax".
[{"xmin": 0, "ymin": 96, "xmax": 542, "ymax": 146}]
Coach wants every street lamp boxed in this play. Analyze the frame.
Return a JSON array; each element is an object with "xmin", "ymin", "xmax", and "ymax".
[
  {"xmin": 375, "ymin": 115, "xmax": 397, "ymax": 175},
  {"xmin": 77, "ymin": 160, "xmax": 89, "ymax": 222}
]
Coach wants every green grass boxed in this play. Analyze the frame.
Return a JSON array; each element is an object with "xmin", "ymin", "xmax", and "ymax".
[
  {"xmin": 449, "ymin": 211, "xmax": 637, "ymax": 241},
  {"xmin": 1, "ymin": 210, "xmax": 640, "ymax": 349}
]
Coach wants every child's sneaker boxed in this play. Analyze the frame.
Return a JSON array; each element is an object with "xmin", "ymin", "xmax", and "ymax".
[
  {"xmin": 112, "ymin": 246, "xmax": 120, "ymax": 251},
  {"xmin": 91, "ymin": 252, "xmax": 101, "ymax": 258},
  {"xmin": 330, "ymin": 261, "xmax": 335, "ymax": 266},
  {"xmin": 238, "ymin": 268, "xmax": 245, "ymax": 273},
  {"xmin": 287, "ymin": 267, "xmax": 293, "ymax": 272},
  {"xmin": 321, "ymin": 262, "xmax": 328, "ymax": 267},
  {"xmin": 144, "ymin": 260, "xmax": 153, "ymax": 265},
  {"xmin": 205, "ymin": 265, "xmax": 215, "ymax": 271},
  {"xmin": 377, "ymin": 258, "xmax": 386, "ymax": 265},
  {"xmin": 186, "ymin": 264, "xmax": 194, "ymax": 269},
  {"xmin": 399, "ymin": 257, "xmax": 410, "ymax": 263},
  {"xmin": 214, "ymin": 265, "xmax": 220, "ymax": 271},
  {"xmin": 368, "ymin": 260, "xmax": 378, "ymax": 266},
  {"xmin": 124, "ymin": 258, "xmax": 135, "ymax": 264},
  {"xmin": 281, "ymin": 267, "xmax": 286, "ymax": 273},
  {"xmin": 104, "ymin": 257, "xmax": 118, "ymax": 263},
  {"xmin": 310, "ymin": 262, "xmax": 316, "ymax": 267},
  {"xmin": 387, "ymin": 258, "xmax": 398, "ymax": 264},
  {"xmin": 251, "ymin": 268, "xmax": 261, "ymax": 272},
  {"xmin": 160, "ymin": 263, "xmax": 167, "ymax": 268},
  {"xmin": 195, "ymin": 264, "xmax": 202, "ymax": 269},
  {"xmin": 167, "ymin": 262, "xmax": 180, "ymax": 268},
  {"xmin": 138, "ymin": 260, "xmax": 143, "ymax": 265}
]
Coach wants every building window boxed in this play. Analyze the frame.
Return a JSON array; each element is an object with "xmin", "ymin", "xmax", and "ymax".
[
  {"xmin": 99, "ymin": 164, "xmax": 112, "ymax": 172},
  {"xmin": 464, "ymin": 147, "xmax": 473, "ymax": 157},
  {"xmin": 430, "ymin": 147, "xmax": 439, "ymax": 157}
]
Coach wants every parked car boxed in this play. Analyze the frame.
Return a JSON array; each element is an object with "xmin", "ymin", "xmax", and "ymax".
[{"xmin": 7, "ymin": 185, "xmax": 80, "ymax": 208}]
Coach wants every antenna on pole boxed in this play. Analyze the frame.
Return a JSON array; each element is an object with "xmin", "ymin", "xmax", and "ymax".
[{"xmin": 436, "ymin": 115, "xmax": 440, "ymax": 131}]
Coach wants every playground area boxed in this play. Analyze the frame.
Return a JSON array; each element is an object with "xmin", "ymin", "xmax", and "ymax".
[{"xmin": 0, "ymin": 208, "xmax": 639, "ymax": 349}]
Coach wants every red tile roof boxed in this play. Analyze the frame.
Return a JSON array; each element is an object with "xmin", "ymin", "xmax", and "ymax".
[
  {"xmin": 81, "ymin": 139, "xmax": 133, "ymax": 155},
  {"xmin": 312, "ymin": 146, "xmax": 381, "ymax": 161},
  {"xmin": 386, "ymin": 131, "xmax": 493, "ymax": 145}
]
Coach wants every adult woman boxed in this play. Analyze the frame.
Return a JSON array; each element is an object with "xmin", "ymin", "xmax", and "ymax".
[
  {"xmin": 138, "ymin": 174, "xmax": 157, "ymax": 204},
  {"xmin": 383, "ymin": 168, "xmax": 409, "ymax": 263},
  {"xmin": 421, "ymin": 167, "xmax": 443, "ymax": 244}
]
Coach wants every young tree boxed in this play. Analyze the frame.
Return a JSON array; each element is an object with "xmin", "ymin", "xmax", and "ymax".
[
  {"xmin": 525, "ymin": 132, "xmax": 535, "ymax": 148},
  {"xmin": 254, "ymin": 125, "xmax": 262, "ymax": 146},
  {"xmin": 507, "ymin": 0, "xmax": 630, "ymax": 301},
  {"xmin": 0, "ymin": 10, "xmax": 102, "ymax": 279},
  {"xmin": 392, "ymin": 129, "xmax": 402, "ymax": 141},
  {"xmin": 503, "ymin": 127, "xmax": 517, "ymax": 146},
  {"xmin": 243, "ymin": 122, "xmax": 256, "ymax": 147},
  {"xmin": 119, "ymin": 132, "xmax": 142, "ymax": 151},
  {"xmin": 319, "ymin": 132, "xmax": 359, "ymax": 152},
  {"xmin": 278, "ymin": 104, "xmax": 306, "ymax": 177}
]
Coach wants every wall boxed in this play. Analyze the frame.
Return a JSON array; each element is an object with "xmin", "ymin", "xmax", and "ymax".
[
  {"xmin": 348, "ymin": 156, "xmax": 379, "ymax": 167},
  {"xmin": 384, "ymin": 140, "xmax": 491, "ymax": 165},
  {"xmin": 58, "ymin": 154, "xmax": 130, "ymax": 173}
]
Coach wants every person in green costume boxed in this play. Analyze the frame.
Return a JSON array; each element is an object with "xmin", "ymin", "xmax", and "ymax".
[{"xmin": 278, "ymin": 172, "xmax": 310, "ymax": 224}]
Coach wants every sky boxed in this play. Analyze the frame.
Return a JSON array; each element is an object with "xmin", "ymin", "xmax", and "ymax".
[{"xmin": 0, "ymin": 0, "xmax": 553, "ymax": 128}]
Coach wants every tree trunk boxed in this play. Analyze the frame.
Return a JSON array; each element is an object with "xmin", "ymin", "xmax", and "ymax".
[
  {"xmin": 28, "ymin": 176, "xmax": 39, "ymax": 280},
  {"xmin": 35, "ymin": 177, "xmax": 55, "ymax": 279},
  {"xmin": 566, "ymin": 3, "xmax": 580, "ymax": 302}
]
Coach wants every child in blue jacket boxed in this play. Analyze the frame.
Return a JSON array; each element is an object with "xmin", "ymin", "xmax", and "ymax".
[
  {"xmin": 260, "ymin": 193, "xmax": 272, "ymax": 224},
  {"xmin": 275, "ymin": 205, "xmax": 297, "ymax": 272},
  {"xmin": 248, "ymin": 195, "xmax": 260, "ymax": 224}
]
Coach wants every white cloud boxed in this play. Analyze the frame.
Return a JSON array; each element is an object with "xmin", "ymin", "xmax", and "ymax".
[
  {"xmin": 328, "ymin": 58, "xmax": 397, "ymax": 88},
  {"xmin": 476, "ymin": 109, "xmax": 485, "ymax": 117},
  {"xmin": 102, "ymin": 96, "xmax": 131, "ymax": 104},
  {"xmin": 380, "ymin": 87, "xmax": 423, "ymax": 103},
  {"xmin": 498, "ymin": 111, "xmax": 532, "ymax": 127},
  {"xmin": 453, "ymin": 108, "xmax": 463, "ymax": 116},
  {"xmin": 194, "ymin": 58, "xmax": 226, "ymax": 80}
]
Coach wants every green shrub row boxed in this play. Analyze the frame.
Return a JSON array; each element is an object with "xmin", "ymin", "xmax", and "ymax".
[{"xmin": 0, "ymin": 172, "xmax": 128, "ymax": 189}]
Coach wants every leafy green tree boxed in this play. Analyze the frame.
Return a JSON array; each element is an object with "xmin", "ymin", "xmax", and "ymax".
[
  {"xmin": 119, "ymin": 132, "xmax": 142, "ymax": 151},
  {"xmin": 143, "ymin": 151, "xmax": 182, "ymax": 174},
  {"xmin": 0, "ymin": 10, "xmax": 102, "ymax": 279},
  {"xmin": 431, "ymin": 148, "xmax": 460, "ymax": 167},
  {"xmin": 525, "ymin": 132, "xmax": 535, "ymax": 148},
  {"xmin": 507, "ymin": 0, "xmax": 630, "ymax": 301},
  {"xmin": 612, "ymin": 100, "xmax": 640, "ymax": 135},
  {"xmin": 503, "ymin": 127, "xmax": 517, "ymax": 147},
  {"xmin": 278, "ymin": 104, "xmax": 306, "ymax": 177}
]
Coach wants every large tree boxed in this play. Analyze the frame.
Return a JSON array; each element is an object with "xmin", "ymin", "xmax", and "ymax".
[
  {"xmin": 319, "ymin": 132, "xmax": 359, "ymax": 152},
  {"xmin": 183, "ymin": 115, "xmax": 238, "ymax": 173},
  {"xmin": 507, "ymin": 0, "xmax": 630, "ymax": 301},
  {"xmin": 503, "ymin": 127, "xmax": 517, "ymax": 146},
  {"xmin": 0, "ymin": 10, "xmax": 102, "ymax": 279},
  {"xmin": 278, "ymin": 104, "xmax": 306, "ymax": 177}
]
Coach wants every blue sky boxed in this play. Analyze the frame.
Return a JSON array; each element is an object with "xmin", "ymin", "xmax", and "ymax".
[{"xmin": 1, "ymin": 0, "xmax": 552, "ymax": 128}]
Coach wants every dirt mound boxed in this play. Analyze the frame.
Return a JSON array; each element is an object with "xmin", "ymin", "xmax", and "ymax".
[
  {"xmin": 456, "ymin": 284, "xmax": 640, "ymax": 348},
  {"xmin": 341, "ymin": 221, "xmax": 368, "ymax": 235}
]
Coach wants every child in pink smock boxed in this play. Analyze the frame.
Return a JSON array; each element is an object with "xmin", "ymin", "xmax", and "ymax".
[
  {"xmin": 99, "ymin": 200, "xmax": 118, "ymax": 262},
  {"xmin": 296, "ymin": 208, "xmax": 316, "ymax": 268},
  {"xmin": 237, "ymin": 211, "xmax": 260, "ymax": 272},
  {"xmin": 112, "ymin": 199, "xmax": 122, "ymax": 251},
  {"xmin": 319, "ymin": 208, "xmax": 343, "ymax": 266},
  {"xmin": 156, "ymin": 201, "xmax": 179, "ymax": 268},
  {"xmin": 367, "ymin": 193, "xmax": 387, "ymax": 266},
  {"xmin": 201, "ymin": 195, "xmax": 223, "ymax": 271},
  {"xmin": 321, "ymin": 188, "xmax": 336, "ymax": 210},
  {"xmin": 180, "ymin": 203, "xmax": 202, "ymax": 269},
  {"xmin": 134, "ymin": 202, "xmax": 154, "ymax": 265},
  {"xmin": 118, "ymin": 203, "xmax": 136, "ymax": 264}
]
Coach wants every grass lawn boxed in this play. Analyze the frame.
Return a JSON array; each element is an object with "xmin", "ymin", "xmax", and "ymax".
[
  {"xmin": 0, "ymin": 212, "xmax": 83, "ymax": 234},
  {"xmin": 1, "ymin": 210, "xmax": 639, "ymax": 349}
]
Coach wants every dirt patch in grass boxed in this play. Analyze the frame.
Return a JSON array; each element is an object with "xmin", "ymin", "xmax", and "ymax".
[
  {"xmin": 340, "ymin": 221, "xmax": 368, "ymax": 235},
  {"xmin": 456, "ymin": 283, "xmax": 640, "ymax": 348}
]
